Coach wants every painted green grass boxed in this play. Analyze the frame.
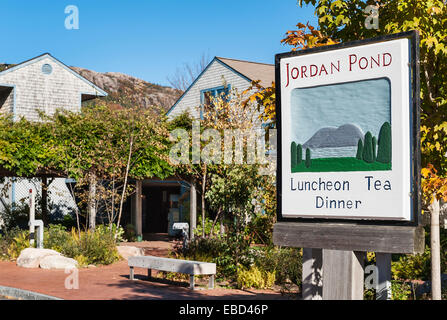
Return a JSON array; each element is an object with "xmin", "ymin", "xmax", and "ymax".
[{"xmin": 292, "ymin": 157, "xmax": 392, "ymax": 173}]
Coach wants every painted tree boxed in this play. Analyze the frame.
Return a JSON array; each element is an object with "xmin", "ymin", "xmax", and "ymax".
[
  {"xmin": 377, "ymin": 122, "xmax": 392, "ymax": 164},
  {"xmin": 363, "ymin": 132, "xmax": 374, "ymax": 163}
]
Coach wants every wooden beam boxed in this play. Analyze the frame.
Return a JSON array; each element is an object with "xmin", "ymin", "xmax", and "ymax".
[{"xmin": 273, "ymin": 222, "xmax": 424, "ymax": 254}]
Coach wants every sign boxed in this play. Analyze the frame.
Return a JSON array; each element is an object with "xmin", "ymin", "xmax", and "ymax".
[{"xmin": 276, "ymin": 31, "xmax": 420, "ymax": 223}]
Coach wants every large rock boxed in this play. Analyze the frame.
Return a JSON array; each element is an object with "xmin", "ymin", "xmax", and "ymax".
[
  {"xmin": 16, "ymin": 248, "xmax": 61, "ymax": 269},
  {"xmin": 39, "ymin": 255, "xmax": 78, "ymax": 270},
  {"xmin": 117, "ymin": 245, "xmax": 145, "ymax": 260}
]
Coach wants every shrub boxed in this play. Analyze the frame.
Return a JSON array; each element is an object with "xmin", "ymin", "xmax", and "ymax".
[
  {"xmin": 74, "ymin": 254, "xmax": 89, "ymax": 268},
  {"xmin": 236, "ymin": 265, "xmax": 276, "ymax": 289}
]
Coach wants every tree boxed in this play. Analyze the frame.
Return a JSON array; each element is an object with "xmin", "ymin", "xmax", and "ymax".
[{"xmin": 377, "ymin": 122, "xmax": 392, "ymax": 164}]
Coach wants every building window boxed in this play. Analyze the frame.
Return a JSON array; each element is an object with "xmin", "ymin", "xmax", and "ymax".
[
  {"xmin": 200, "ymin": 85, "xmax": 231, "ymax": 118},
  {"xmin": 42, "ymin": 64, "xmax": 53, "ymax": 75}
]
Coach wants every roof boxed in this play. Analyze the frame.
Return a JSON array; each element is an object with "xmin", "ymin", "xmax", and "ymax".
[
  {"xmin": 216, "ymin": 57, "xmax": 274, "ymax": 88},
  {"xmin": 0, "ymin": 53, "xmax": 108, "ymax": 98},
  {"xmin": 167, "ymin": 56, "xmax": 274, "ymax": 116}
]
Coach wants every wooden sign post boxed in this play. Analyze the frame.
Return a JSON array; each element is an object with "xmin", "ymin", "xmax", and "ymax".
[{"xmin": 274, "ymin": 31, "xmax": 423, "ymax": 300}]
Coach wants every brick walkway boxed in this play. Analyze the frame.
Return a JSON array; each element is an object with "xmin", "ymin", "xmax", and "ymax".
[{"xmin": 0, "ymin": 237, "xmax": 296, "ymax": 300}]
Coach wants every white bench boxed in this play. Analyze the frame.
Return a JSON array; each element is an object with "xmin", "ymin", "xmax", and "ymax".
[{"xmin": 128, "ymin": 256, "xmax": 216, "ymax": 290}]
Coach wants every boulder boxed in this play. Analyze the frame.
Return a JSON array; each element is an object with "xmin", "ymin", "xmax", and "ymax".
[
  {"xmin": 117, "ymin": 245, "xmax": 145, "ymax": 260},
  {"xmin": 17, "ymin": 248, "xmax": 61, "ymax": 269},
  {"xmin": 39, "ymin": 255, "xmax": 78, "ymax": 270}
]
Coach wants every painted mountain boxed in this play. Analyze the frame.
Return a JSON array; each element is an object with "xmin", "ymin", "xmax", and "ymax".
[{"xmin": 303, "ymin": 124, "xmax": 364, "ymax": 149}]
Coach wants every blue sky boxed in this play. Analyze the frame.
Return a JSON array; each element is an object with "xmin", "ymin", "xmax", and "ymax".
[{"xmin": 0, "ymin": 1, "xmax": 317, "ymax": 87}]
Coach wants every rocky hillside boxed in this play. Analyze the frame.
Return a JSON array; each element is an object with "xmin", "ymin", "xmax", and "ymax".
[{"xmin": 71, "ymin": 67, "xmax": 182, "ymax": 112}]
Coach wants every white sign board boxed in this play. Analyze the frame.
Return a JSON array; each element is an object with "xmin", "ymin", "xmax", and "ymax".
[{"xmin": 277, "ymin": 33, "xmax": 419, "ymax": 222}]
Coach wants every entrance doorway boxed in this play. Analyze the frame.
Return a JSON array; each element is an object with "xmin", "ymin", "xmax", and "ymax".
[{"xmin": 142, "ymin": 185, "xmax": 181, "ymax": 234}]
